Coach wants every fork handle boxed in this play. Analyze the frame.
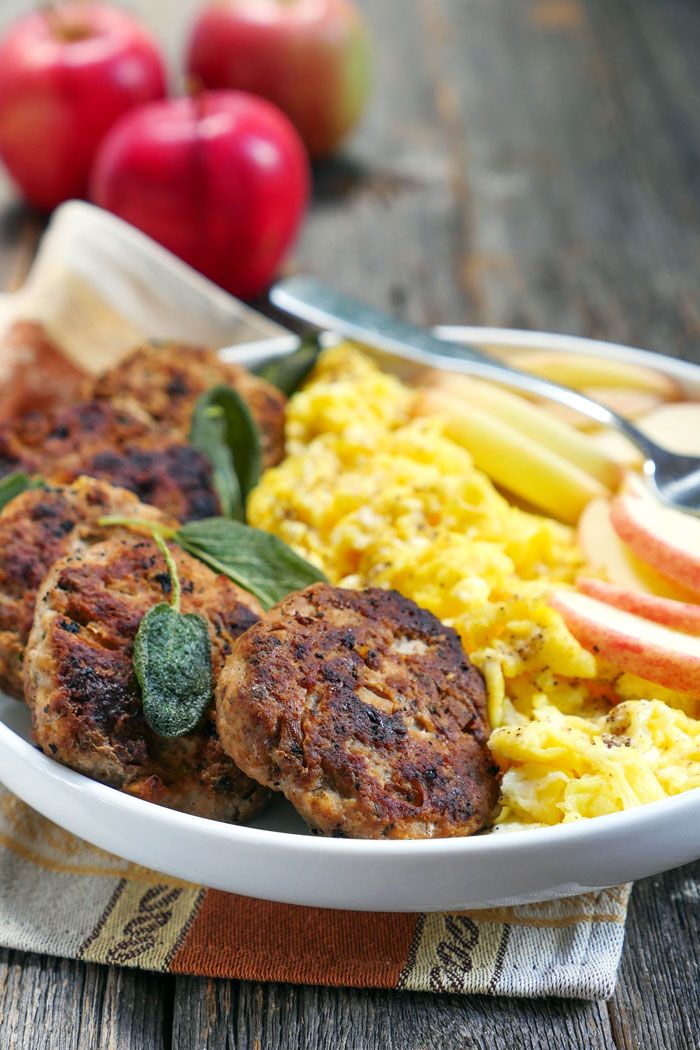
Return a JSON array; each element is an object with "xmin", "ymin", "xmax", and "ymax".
[{"xmin": 270, "ymin": 276, "xmax": 657, "ymax": 457}]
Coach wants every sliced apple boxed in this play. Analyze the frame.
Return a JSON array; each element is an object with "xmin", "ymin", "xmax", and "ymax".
[
  {"xmin": 619, "ymin": 471, "xmax": 656, "ymax": 502},
  {"xmin": 419, "ymin": 374, "xmax": 621, "ymax": 488},
  {"xmin": 582, "ymin": 387, "xmax": 665, "ymax": 421},
  {"xmin": 589, "ymin": 431, "xmax": 644, "ymax": 470},
  {"xmin": 611, "ymin": 494, "xmax": 700, "ymax": 597},
  {"xmin": 513, "ymin": 351, "xmax": 681, "ymax": 399},
  {"xmin": 530, "ymin": 399, "xmax": 598, "ymax": 431},
  {"xmin": 414, "ymin": 388, "xmax": 607, "ymax": 523},
  {"xmin": 577, "ymin": 578, "xmax": 700, "ymax": 635},
  {"xmin": 639, "ymin": 402, "xmax": 700, "ymax": 455},
  {"xmin": 550, "ymin": 588, "xmax": 700, "ymax": 694},
  {"xmin": 577, "ymin": 497, "xmax": 695, "ymax": 600}
]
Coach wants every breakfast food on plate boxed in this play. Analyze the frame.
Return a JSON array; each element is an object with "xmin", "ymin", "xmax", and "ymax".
[
  {"xmin": 3, "ymin": 329, "xmax": 699, "ymax": 839},
  {"xmin": 250, "ymin": 343, "xmax": 700, "ymax": 829},
  {"xmin": 0, "ymin": 476, "xmax": 168, "ymax": 699},
  {"xmin": 88, "ymin": 341, "xmax": 287, "ymax": 467},
  {"xmin": 216, "ymin": 583, "xmax": 500, "ymax": 839},
  {"xmin": 0, "ymin": 321, "xmax": 86, "ymax": 421},
  {"xmin": 0, "ymin": 398, "xmax": 221, "ymax": 522},
  {"xmin": 24, "ymin": 534, "xmax": 268, "ymax": 821}
]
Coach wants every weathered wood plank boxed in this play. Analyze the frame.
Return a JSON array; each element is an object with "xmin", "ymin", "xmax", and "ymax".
[
  {"xmin": 0, "ymin": 950, "xmax": 172, "ymax": 1050},
  {"xmin": 0, "ymin": 176, "xmax": 40, "ymax": 292},
  {"xmin": 609, "ymin": 860, "xmax": 700, "ymax": 1050},
  {"xmin": 172, "ymin": 975, "xmax": 615, "ymax": 1050}
]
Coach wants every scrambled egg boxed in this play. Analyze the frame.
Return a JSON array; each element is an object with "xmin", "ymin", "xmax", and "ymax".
[{"xmin": 249, "ymin": 345, "xmax": 700, "ymax": 828}]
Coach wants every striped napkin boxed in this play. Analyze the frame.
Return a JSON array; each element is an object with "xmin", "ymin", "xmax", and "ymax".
[{"xmin": 0, "ymin": 785, "xmax": 629, "ymax": 999}]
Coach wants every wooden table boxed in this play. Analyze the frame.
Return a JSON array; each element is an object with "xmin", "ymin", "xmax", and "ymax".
[{"xmin": 1, "ymin": 1, "xmax": 699, "ymax": 1046}]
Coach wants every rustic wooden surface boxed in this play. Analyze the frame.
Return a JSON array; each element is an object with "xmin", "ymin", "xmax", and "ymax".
[{"xmin": 1, "ymin": 0, "xmax": 700, "ymax": 1047}]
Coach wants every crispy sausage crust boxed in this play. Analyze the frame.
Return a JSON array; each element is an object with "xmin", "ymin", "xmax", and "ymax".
[
  {"xmin": 89, "ymin": 342, "xmax": 287, "ymax": 468},
  {"xmin": 0, "ymin": 399, "xmax": 220, "ymax": 522},
  {"xmin": 25, "ymin": 536, "xmax": 269, "ymax": 822},
  {"xmin": 216, "ymin": 584, "xmax": 500, "ymax": 839},
  {"xmin": 0, "ymin": 477, "xmax": 168, "ymax": 700}
]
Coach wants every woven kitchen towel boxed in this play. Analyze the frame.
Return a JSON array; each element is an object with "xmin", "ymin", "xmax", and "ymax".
[{"xmin": 0, "ymin": 785, "xmax": 629, "ymax": 999}]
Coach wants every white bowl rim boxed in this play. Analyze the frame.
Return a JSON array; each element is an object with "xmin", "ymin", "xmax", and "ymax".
[{"xmin": 4, "ymin": 717, "xmax": 700, "ymax": 858}]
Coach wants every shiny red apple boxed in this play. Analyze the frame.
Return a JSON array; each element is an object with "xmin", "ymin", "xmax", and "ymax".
[
  {"xmin": 90, "ymin": 91, "xmax": 310, "ymax": 300},
  {"xmin": 186, "ymin": 0, "xmax": 371, "ymax": 158},
  {"xmin": 0, "ymin": 4, "xmax": 166, "ymax": 211}
]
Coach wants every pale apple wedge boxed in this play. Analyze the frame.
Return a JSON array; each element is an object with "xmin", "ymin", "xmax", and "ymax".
[
  {"xmin": 418, "ymin": 374, "xmax": 621, "ymax": 488},
  {"xmin": 611, "ymin": 495, "xmax": 700, "ymax": 597},
  {"xmin": 577, "ymin": 498, "xmax": 696, "ymax": 601},
  {"xmin": 530, "ymin": 399, "xmax": 598, "ymax": 431},
  {"xmin": 619, "ymin": 471, "xmax": 656, "ymax": 501},
  {"xmin": 639, "ymin": 402, "xmax": 700, "ymax": 455},
  {"xmin": 582, "ymin": 387, "xmax": 665, "ymax": 421},
  {"xmin": 414, "ymin": 388, "xmax": 607, "ymax": 523},
  {"xmin": 589, "ymin": 431, "xmax": 643, "ymax": 470},
  {"xmin": 550, "ymin": 588, "xmax": 700, "ymax": 694},
  {"xmin": 512, "ymin": 351, "xmax": 681, "ymax": 399},
  {"xmin": 578, "ymin": 578, "xmax": 700, "ymax": 635}
]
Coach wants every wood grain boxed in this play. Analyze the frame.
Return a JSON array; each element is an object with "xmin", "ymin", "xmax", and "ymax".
[
  {"xmin": 0, "ymin": 949, "xmax": 172, "ymax": 1050},
  {"xmin": 0, "ymin": 0, "xmax": 700, "ymax": 1047}
]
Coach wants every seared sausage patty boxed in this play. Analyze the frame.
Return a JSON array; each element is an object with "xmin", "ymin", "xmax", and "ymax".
[
  {"xmin": 89, "ymin": 342, "xmax": 287, "ymax": 468},
  {"xmin": 0, "ymin": 477, "xmax": 168, "ymax": 700},
  {"xmin": 25, "ymin": 536, "xmax": 269, "ymax": 822},
  {"xmin": 0, "ymin": 399, "xmax": 221, "ymax": 522},
  {"xmin": 216, "ymin": 584, "xmax": 500, "ymax": 839}
]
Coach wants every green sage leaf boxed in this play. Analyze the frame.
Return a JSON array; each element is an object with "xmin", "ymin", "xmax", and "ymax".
[
  {"xmin": 0, "ymin": 472, "xmax": 44, "ymax": 514},
  {"xmin": 176, "ymin": 517, "xmax": 327, "ymax": 609},
  {"xmin": 256, "ymin": 339, "xmax": 321, "ymax": 397},
  {"xmin": 189, "ymin": 385, "xmax": 262, "ymax": 521},
  {"xmin": 134, "ymin": 602, "xmax": 214, "ymax": 738}
]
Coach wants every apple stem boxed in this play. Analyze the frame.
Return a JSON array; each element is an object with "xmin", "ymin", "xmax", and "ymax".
[
  {"xmin": 41, "ymin": 2, "xmax": 92, "ymax": 42},
  {"xmin": 184, "ymin": 74, "xmax": 208, "ymax": 121}
]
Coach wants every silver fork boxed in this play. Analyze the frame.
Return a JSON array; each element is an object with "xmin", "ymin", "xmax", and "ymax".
[{"xmin": 270, "ymin": 275, "xmax": 700, "ymax": 515}]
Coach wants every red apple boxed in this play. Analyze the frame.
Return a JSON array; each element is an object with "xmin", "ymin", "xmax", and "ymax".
[
  {"xmin": 0, "ymin": 4, "xmax": 166, "ymax": 211},
  {"xmin": 186, "ymin": 0, "xmax": 372, "ymax": 158},
  {"xmin": 90, "ymin": 91, "xmax": 309, "ymax": 300}
]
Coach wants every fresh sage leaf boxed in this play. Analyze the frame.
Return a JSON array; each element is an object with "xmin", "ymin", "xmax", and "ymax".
[
  {"xmin": 133, "ymin": 530, "xmax": 214, "ymax": 738},
  {"xmin": 0, "ymin": 472, "xmax": 44, "ymax": 514},
  {"xmin": 256, "ymin": 339, "xmax": 321, "ymax": 397},
  {"xmin": 177, "ymin": 517, "xmax": 327, "ymax": 609},
  {"xmin": 189, "ymin": 385, "xmax": 262, "ymax": 521},
  {"xmin": 134, "ymin": 604, "xmax": 213, "ymax": 738},
  {"xmin": 98, "ymin": 513, "xmax": 327, "ymax": 612}
]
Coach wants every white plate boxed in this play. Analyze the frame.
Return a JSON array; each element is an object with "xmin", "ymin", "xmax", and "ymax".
[{"xmin": 2, "ymin": 327, "xmax": 700, "ymax": 912}]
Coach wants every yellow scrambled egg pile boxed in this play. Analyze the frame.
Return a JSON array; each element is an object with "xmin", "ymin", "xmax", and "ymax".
[{"xmin": 248, "ymin": 345, "xmax": 700, "ymax": 829}]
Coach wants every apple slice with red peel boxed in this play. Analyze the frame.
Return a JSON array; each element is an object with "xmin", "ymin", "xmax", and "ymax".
[
  {"xmin": 577, "ymin": 578, "xmax": 700, "ymax": 635},
  {"xmin": 577, "ymin": 498, "xmax": 695, "ymax": 601},
  {"xmin": 611, "ymin": 494, "xmax": 700, "ymax": 597},
  {"xmin": 550, "ymin": 588, "xmax": 700, "ymax": 693}
]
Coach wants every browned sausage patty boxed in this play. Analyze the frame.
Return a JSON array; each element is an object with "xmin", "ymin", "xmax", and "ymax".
[
  {"xmin": 216, "ymin": 584, "xmax": 500, "ymax": 839},
  {"xmin": 88, "ymin": 342, "xmax": 287, "ymax": 468},
  {"xmin": 24, "ymin": 536, "xmax": 269, "ymax": 822},
  {"xmin": 0, "ymin": 477, "xmax": 169, "ymax": 700},
  {"xmin": 0, "ymin": 399, "xmax": 221, "ymax": 522}
]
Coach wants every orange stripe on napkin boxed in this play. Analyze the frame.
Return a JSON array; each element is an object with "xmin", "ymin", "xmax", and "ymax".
[{"xmin": 171, "ymin": 891, "xmax": 418, "ymax": 987}]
